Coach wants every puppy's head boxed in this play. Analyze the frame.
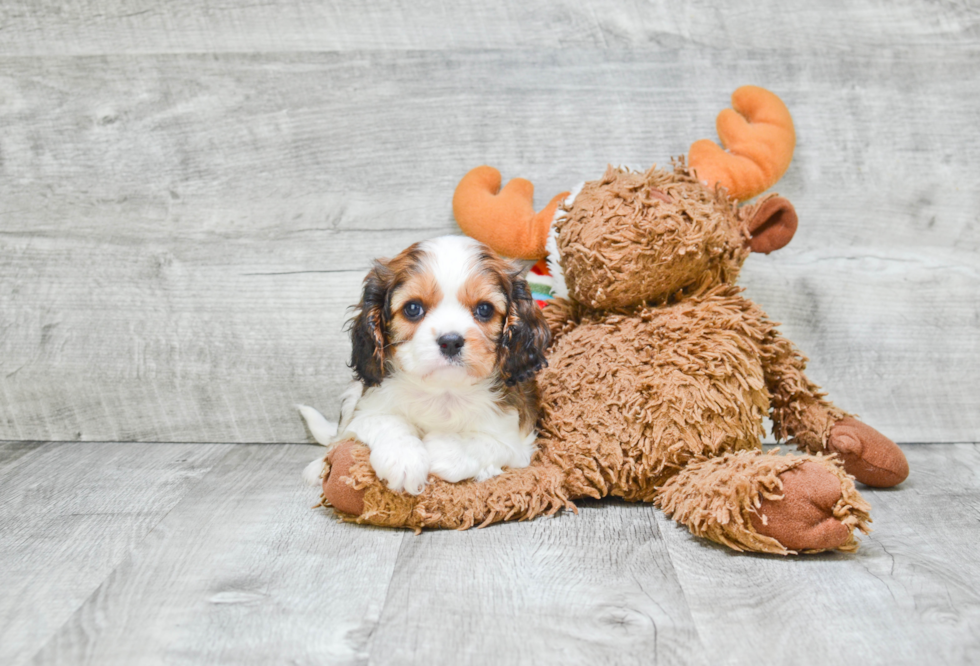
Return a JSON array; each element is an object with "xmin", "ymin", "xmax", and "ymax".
[{"xmin": 349, "ymin": 236, "xmax": 550, "ymax": 387}]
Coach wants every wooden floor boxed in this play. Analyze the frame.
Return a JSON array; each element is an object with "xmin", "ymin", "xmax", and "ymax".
[
  {"xmin": 0, "ymin": 442, "xmax": 976, "ymax": 665},
  {"xmin": 2, "ymin": 0, "xmax": 979, "ymax": 663}
]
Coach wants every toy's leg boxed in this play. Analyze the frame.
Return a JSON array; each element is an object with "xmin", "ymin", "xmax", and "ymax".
[
  {"xmin": 319, "ymin": 440, "xmax": 574, "ymax": 530},
  {"xmin": 655, "ymin": 449, "xmax": 871, "ymax": 554},
  {"xmin": 760, "ymin": 331, "xmax": 908, "ymax": 487}
]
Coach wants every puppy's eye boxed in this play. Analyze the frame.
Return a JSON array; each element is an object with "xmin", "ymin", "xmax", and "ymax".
[
  {"xmin": 402, "ymin": 301, "xmax": 425, "ymax": 321},
  {"xmin": 474, "ymin": 302, "xmax": 495, "ymax": 322}
]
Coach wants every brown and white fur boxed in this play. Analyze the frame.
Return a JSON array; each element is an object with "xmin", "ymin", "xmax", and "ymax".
[{"xmin": 301, "ymin": 235, "xmax": 550, "ymax": 495}]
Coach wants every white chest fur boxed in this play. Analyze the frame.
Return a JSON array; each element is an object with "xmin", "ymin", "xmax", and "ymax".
[
  {"xmin": 359, "ymin": 372, "xmax": 518, "ymax": 438},
  {"xmin": 339, "ymin": 372, "xmax": 536, "ymax": 492}
]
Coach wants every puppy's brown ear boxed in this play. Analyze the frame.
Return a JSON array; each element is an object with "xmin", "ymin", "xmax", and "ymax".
[
  {"xmin": 348, "ymin": 261, "xmax": 394, "ymax": 387},
  {"xmin": 499, "ymin": 272, "xmax": 551, "ymax": 385}
]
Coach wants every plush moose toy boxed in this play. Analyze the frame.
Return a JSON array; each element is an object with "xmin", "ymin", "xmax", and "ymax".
[{"xmin": 317, "ymin": 86, "xmax": 908, "ymax": 554}]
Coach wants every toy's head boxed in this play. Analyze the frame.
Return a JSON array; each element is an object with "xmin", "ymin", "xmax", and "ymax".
[
  {"xmin": 554, "ymin": 163, "xmax": 797, "ymax": 308},
  {"xmin": 453, "ymin": 86, "xmax": 799, "ymax": 309}
]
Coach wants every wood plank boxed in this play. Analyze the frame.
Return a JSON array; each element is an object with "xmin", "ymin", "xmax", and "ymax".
[
  {"xmin": 0, "ymin": 441, "xmax": 234, "ymax": 666},
  {"xmin": 28, "ymin": 443, "xmax": 406, "ymax": 665},
  {"xmin": 8, "ymin": 442, "xmax": 980, "ymax": 664},
  {"xmin": 740, "ymin": 248, "xmax": 980, "ymax": 444},
  {"xmin": 0, "ymin": 440, "xmax": 44, "ymax": 468},
  {"xmin": 2, "ymin": 49, "xmax": 977, "ymax": 241},
  {"xmin": 0, "ymin": 234, "xmax": 425, "ymax": 444},
  {"xmin": 1, "ymin": 49, "xmax": 977, "ymax": 442},
  {"xmin": 4, "ymin": 234, "xmax": 967, "ymax": 444},
  {"xmin": 367, "ymin": 500, "xmax": 706, "ymax": 665},
  {"xmin": 0, "ymin": 0, "xmax": 977, "ymax": 55},
  {"xmin": 659, "ymin": 444, "xmax": 980, "ymax": 665}
]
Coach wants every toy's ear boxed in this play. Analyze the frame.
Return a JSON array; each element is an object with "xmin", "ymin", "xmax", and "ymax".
[
  {"xmin": 744, "ymin": 196, "xmax": 798, "ymax": 254},
  {"xmin": 348, "ymin": 260, "xmax": 394, "ymax": 387},
  {"xmin": 453, "ymin": 166, "xmax": 568, "ymax": 261}
]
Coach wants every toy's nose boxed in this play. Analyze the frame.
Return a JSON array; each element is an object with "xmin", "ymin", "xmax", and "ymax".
[{"xmin": 437, "ymin": 333, "xmax": 465, "ymax": 358}]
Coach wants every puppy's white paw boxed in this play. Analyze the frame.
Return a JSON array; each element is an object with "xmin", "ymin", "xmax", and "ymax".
[
  {"xmin": 370, "ymin": 441, "xmax": 430, "ymax": 495},
  {"xmin": 423, "ymin": 432, "xmax": 480, "ymax": 483},
  {"xmin": 476, "ymin": 465, "xmax": 504, "ymax": 483}
]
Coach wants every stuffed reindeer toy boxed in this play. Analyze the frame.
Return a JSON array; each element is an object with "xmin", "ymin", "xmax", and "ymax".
[{"xmin": 314, "ymin": 86, "xmax": 908, "ymax": 554}]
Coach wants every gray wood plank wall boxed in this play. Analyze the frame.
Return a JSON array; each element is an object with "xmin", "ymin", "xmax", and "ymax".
[{"xmin": 1, "ymin": 3, "xmax": 978, "ymax": 444}]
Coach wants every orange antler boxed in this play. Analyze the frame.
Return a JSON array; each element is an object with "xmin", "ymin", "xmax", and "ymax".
[
  {"xmin": 452, "ymin": 166, "xmax": 568, "ymax": 260},
  {"xmin": 688, "ymin": 86, "xmax": 796, "ymax": 202}
]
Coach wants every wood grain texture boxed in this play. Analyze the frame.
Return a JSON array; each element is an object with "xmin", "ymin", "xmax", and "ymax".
[
  {"xmin": 28, "ymin": 443, "xmax": 406, "ymax": 666},
  {"xmin": 0, "ymin": 236, "xmax": 413, "ymax": 443},
  {"xmin": 0, "ymin": 0, "xmax": 978, "ymax": 55},
  {"xmin": 9, "ymin": 443, "xmax": 975, "ymax": 665},
  {"xmin": 365, "ymin": 447, "xmax": 979, "ymax": 665},
  {"xmin": 368, "ymin": 502, "xmax": 705, "ymax": 666},
  {"xmin": 0, "ymin": 441, "xmax": 233, "ymax": 666},
  {"xmin": 659, "ymin": 443, "xmax": 980, "ymax": 666},
  {"xmin": 1, "ymin": 47, "xmax": 977, "ymax": 442},
  {"xmin": 2, "ymin": 3, "xmax": 977, "ymax": 664}
]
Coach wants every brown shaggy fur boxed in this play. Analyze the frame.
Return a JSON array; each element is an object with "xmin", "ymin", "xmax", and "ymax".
[
  {"xmin": 558, "ymin": 165, "xmax": 749, "ymax": 309},
  {"xmin": 656, "ymin": 450, "xmax": 871, "ymax": 555},
  {"xmin": 321, "ymin": 443, "xmax": 573, "ymax": 531},
  {"xmin": 537, "ymin": 285, "xmax": 771, "ymax": 503},
  {"xmin": 321, "ymin": 163, "xmax": 873, "ymax": 553}
]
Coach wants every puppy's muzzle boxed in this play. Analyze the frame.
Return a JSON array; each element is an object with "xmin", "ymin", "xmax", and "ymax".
[{"xmin": 437, "ymin": 333, "xmax": 465, "ymax": 359}]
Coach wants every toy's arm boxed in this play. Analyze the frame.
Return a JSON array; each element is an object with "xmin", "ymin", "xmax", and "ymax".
[
  {"xmin": 760, "ymin": 328, "xmax": 908, "ymax": 488},
  {"xmin": 319, "ymin": 440, "xmax": 573, "ymax": 530},
  {"xmin": 761, "ymin": 330, "xmax": 846, "ymax": 451}
]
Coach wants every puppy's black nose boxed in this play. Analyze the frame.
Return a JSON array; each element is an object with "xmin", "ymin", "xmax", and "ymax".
[{"xmin": 437, "ymin": 333, "xmax": 465, "ymax": 358}]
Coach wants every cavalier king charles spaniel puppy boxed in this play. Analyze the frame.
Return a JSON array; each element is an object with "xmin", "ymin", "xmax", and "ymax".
[{"xmin": 301, "ymin": 235, "xmax": 550, "ymax": 495}]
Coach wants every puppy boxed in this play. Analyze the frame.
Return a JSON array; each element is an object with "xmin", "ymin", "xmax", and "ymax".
[{"xmin": 301, "ymin": 235, "xmax": 550, "ymax": 495}]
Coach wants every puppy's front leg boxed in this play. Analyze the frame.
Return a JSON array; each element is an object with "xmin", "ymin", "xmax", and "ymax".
[
  {"xmin": 423, "ymin": 432, "xmax": 483, "ymax": 483},
  {"xmin": 424, "ymin": 428, "xmax": 535, "ymax": 484},
  {"xmin": 342, "ymin": 415, "xmax": 430, "ymax": 495}
]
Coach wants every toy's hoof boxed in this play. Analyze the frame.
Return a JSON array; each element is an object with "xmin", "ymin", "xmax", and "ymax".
[
  {"xmin": 827, "ymin": 417, "xmax": 908, "ymax": 488},
  {"xmin": 751, "ymin": 462, "xmax": 850, "ymax": 551},
  {"xmin": 322, "ymin": 440, "xmax": 365, "ymax": 516}
]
